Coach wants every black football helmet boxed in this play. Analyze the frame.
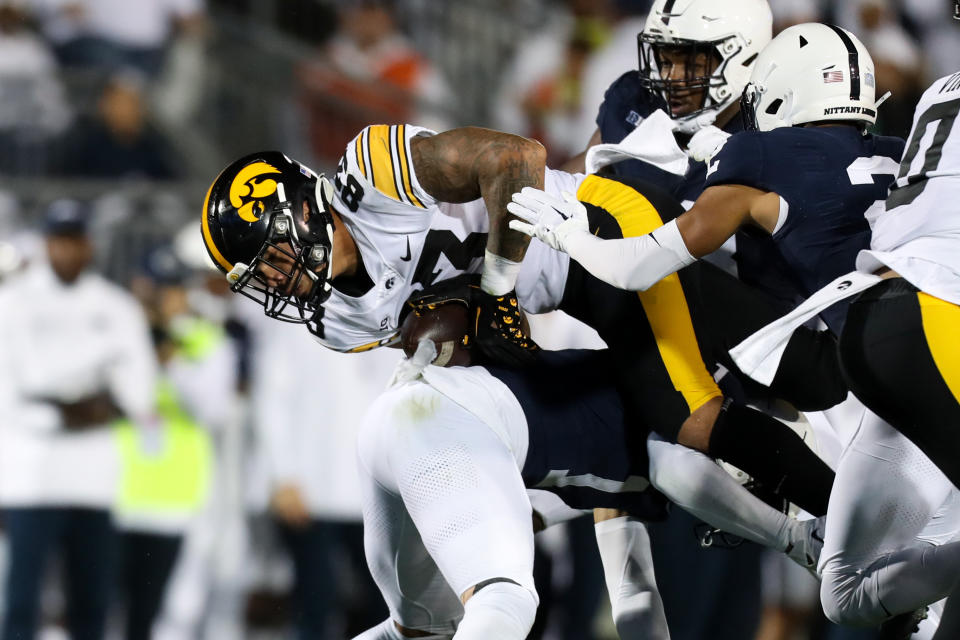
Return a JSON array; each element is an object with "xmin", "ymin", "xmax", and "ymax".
[{"xmin": 201, "ymin": 151, "xmax": 336, "ymax": 325}]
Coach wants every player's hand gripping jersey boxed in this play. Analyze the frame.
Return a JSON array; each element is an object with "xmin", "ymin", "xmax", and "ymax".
[{"xmin": 313, "ymin": 124, "xmax": 581, "ymax": 352}]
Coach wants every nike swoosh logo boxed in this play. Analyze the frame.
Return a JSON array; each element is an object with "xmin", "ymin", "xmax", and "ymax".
[{"xmin": 400, "ymin": 236, "xmax": 412, "ymax": 262}]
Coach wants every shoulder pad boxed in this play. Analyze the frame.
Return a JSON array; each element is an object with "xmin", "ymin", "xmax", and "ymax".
[{"xmin": 337, "ymin": 124, "xmax": 437, "ymax": 212}]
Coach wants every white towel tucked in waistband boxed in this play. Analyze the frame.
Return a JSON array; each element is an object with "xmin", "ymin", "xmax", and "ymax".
[{"xmin": 729, "ymin": 271, "xmax": 882, "ymax": 385}]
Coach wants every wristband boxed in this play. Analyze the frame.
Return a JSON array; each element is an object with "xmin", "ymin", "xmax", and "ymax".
[{"xmin": 480, "ymin": 249, "xmax": 522, "ymax": 296}]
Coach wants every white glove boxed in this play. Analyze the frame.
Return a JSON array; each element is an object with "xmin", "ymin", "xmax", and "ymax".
[
  {"xmin": 672, "ymin": 109, "xmax": 719, "ymax": 135},
  {"xmin": 686, "ymin": 125, "xmax": 731, "ymax": 163},
  {"xmin": 507, "ymin": 187, "xmax": 589, "ymax": 254}
]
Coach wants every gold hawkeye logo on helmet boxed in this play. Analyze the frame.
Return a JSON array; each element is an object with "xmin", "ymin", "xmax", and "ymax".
[{"xmin": 229, "ymin": 161, "xmax": 282, "ymax": 223}]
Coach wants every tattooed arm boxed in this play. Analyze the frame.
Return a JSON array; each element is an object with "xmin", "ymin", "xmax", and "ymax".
[
  {"xmin": 410, "ymin": 126, "xmax": 546, "ymax": 263},
  {"xmin": 411, "ymin": 126, "xmax": 546, "ymax": 366}
]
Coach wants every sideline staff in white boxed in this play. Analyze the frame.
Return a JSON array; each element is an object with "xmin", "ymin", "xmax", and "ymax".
[
  {"xmin": 0, "ymin": 199, "xmax": 156, "ymax": 640},
  {"xmin": 250, "ymin": 316, "xmax": 399, "ymax": 637}
]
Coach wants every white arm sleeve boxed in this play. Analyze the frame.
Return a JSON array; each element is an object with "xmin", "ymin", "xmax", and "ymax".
[{"xmin": 562, "ymin": 218, "xmax": 695, "ymax": 291}]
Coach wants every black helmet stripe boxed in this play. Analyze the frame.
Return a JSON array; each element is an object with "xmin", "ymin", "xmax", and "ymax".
[
  {"xmin": 826, "ymin": 24, "xmax": 860, "ymax": 101},
  {"xmin": 661, "ymin": 0, "xmax": 677, "ymax": 25}
]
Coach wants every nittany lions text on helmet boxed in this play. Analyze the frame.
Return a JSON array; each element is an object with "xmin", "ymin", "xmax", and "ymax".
[
  {"xmin": 639, "ymin": 0, "xmax": 772, "ymax": 133},
  {"xmin": 740, "ymin": 23, "xmax": 879, "ymax": 132},
  {"xmin": 201, "ymin": 151, "xmax": 336, "ymax": 325}
]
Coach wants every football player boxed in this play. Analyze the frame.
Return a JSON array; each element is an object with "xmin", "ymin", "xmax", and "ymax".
[
  {"xmin": 569, "ymin": 0, "xmax": 802, "ymax": 301},
  {"xmin": 568, "ymin": 2, "xmax": 798, "ymax": 629},
  {"xmin": 352, "ymin": 342, "xmax": 824, "ymax": 640},
  {"xmin": 203, "ymin": 125, "xmax": 836, "ymax": 515},
  {"xmin": 732, "ymin": 65, "xmax": 960, "ymax": 633},
  {"xmin": 510, "ymin": 22, "xmax": 901, "ymax": 339},
  {"xmin": 202, "ymin": 130, "xmax": 836, "ymax": 637},
  {"xmin": 829, "ymin": 64, "xmax": 960, "ymax": 637},
  {"xmin": 511, "ymin": 22, "xmax": 960, "ymax": 635}
]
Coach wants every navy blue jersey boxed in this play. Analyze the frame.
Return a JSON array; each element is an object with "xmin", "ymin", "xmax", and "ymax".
[
  {"xmin": 705, "ymin": 127, "xmax": 905, "ymax": 334},
  {"xmin": 596, "ymin": 71, "xmax": 799, "ymax": 310},
  {"xmin": 483, "ymin": 349, "xmax": 668, "ymax": 521},
  {"xmin": 597, "ymin": 71, "xmax": 714, "ymax": 204}
]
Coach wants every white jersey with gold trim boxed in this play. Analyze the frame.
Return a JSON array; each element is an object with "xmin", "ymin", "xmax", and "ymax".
[
  {"xmin": 858, "ymin": 72, "xmax": 960, "ymax": 304},
  {"xmin": 312, "ymin": 123, "xmax": 584, "ymax": 352}
]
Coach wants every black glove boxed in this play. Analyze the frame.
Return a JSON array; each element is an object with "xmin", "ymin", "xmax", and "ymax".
[
  {"xmin": 404, "ymin": 274, "xmax": 476, "ymax": 314},
  {"xmin": 470, "ymin": 287, "xmax": 540, "ymax": 367}
]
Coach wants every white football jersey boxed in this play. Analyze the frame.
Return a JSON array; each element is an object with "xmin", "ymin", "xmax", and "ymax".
[
  {"xmin": 312, "ymin": 124, "xmax": 582, "ymax": 352},
  {"xmin": 858, "ymin": 71, "xmax": 960, "ymax": 304}
]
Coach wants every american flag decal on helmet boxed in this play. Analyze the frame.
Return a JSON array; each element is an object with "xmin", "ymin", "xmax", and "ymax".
[{"xmin": 823, "ymin": 70, "xmax": 844, "ymax": 83}]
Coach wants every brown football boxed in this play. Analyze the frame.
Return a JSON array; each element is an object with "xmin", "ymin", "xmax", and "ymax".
[{"xmin": 400, "ymin": 303, "xmax": 474, "ymax": 367}]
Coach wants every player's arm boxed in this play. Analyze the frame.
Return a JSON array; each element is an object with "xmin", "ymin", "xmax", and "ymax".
[
  {"xmin": 508, "ymin": 183, "xmax": 779, "ymax": 291},
  {"xmin": 677, "ymin": 184, "xmax": 781, "ymax": 256},
  {"xmin": 411, "ymin": 126, "xmax": 547, "ymax": 366},
  {"xmin": 410, "ymin": 126, "xmax": 546, "ymax": 267}
]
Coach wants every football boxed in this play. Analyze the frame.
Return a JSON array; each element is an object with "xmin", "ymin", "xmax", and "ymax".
[{"xmin": 400, "ymin": 302, "xmax": 474, "ymax": 367}]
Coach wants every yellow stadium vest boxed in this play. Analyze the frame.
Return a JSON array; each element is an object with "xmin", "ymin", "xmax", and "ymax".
[
  {"xmin": 170, "ymin": 315, "xmax": 224, "ymax": 362},
  {"xmin": 115, "ymin": 380, "xmax": 212, "ymax": 518}
]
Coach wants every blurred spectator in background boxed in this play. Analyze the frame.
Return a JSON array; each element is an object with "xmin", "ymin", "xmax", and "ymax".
[
  {"xmin": 112, "ymin": 243, "xmax": 216, "ymax": 640},
  {"xmin": 145, "ymin": 224, "xmax": 245, "ymax": 640},
  {"xmin": 57, "ymin": 70, "xmax": 180, "ymax": 179},
  {"xmin": 0, "ymin": 199, "xmax": 157, "ymax": 640},
  {"xmin": 755, "ymin": 550, "xmax": 821, "ymax": 640},
  {"xmin": 30, "ymin": 0, "xmax": 206, "ymax": 77},
  {"xmin": 491, "ymin": 0, "xmax": 644, "ymax": 166},
  {"xmin": 0, "ymin": 0, "xmax": 71, "ymax": 176},
  {"xmin": 900, "ymin": 0, "xmax": 960, "ymax": 82},
  {"xmin": 769, "ymin": 0, "xmax": 822, "ymax": 32},
  {"xmin": 298, "ymin": 0, "xmax": 453, "ymax": 168},
  {"xmin": 834, "ymin": 0, "xmax": 923, "ymax": 138},
  {"xmin": 249, "ymin": 319, "xmax": 397, "ymax": 639}
]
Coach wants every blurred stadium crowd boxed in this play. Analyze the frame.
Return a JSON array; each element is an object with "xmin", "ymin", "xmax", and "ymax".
[{"xmin": 0, "ymin": 0, "xmax": 956, "ymax": 639}]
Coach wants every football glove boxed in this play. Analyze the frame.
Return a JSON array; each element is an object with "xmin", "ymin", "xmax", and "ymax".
[
  {"xmin": 470, "ymin": 287, "xmax": 539, "ymax": 368},
  {"xmin": 686, "ymin": 125, "xmax": 731, "ymax": 163},
  {"xmin": 507, "ymin": 188, "xmax": 589, "ymax": 254}
]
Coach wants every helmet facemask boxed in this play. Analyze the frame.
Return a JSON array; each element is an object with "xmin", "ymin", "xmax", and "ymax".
[
  {"xmin": 739, "ymin": 82, "xmax": 762, "ymax": 131},
  {"xmin": 225, "ymin": 177, "xmax": 336, "ymax": 326},
  {"xmin": 638, "ymin": 0, "xmax": 773, "ymax": 135},
  {"xmin": 639, "ymin": 34, "xmax": 733, "ymax": 132}
]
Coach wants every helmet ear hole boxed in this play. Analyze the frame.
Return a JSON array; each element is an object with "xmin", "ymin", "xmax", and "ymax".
[{"xmin": 765, "ymin": 98, "xmax": 783, "ymax": 115}]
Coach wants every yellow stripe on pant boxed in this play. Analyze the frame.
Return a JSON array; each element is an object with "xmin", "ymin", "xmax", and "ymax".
[
  {"xmin": 576, "ymin": 175, "xmax": 721, "ymax": 413},
  {"xmin": 918, "ymin": 291, "xmax": 960, "ymax": 404}
]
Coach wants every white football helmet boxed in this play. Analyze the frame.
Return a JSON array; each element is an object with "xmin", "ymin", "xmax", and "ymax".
[
  {"xmin": 639, "ymin": 0, "xmax": 772, "ymax": 133},
  {"xmin": 740, "ymin": 23, "xmax": 878, "ymax": 132}
]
